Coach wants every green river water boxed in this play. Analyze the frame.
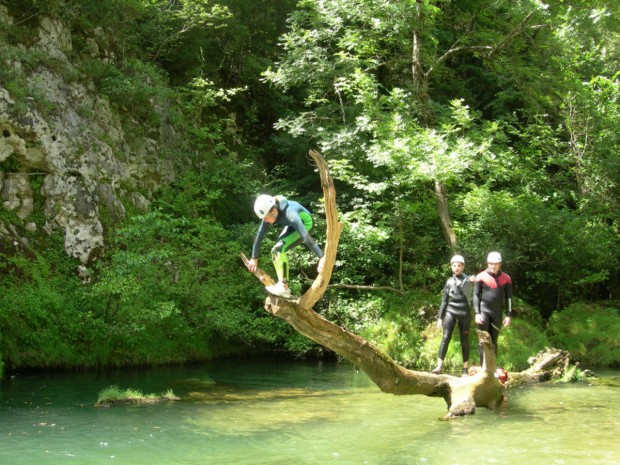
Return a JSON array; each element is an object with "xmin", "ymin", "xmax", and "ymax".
[{"xmin": 0, "ymin": 360, "xmax": 618, "ymax": 465}]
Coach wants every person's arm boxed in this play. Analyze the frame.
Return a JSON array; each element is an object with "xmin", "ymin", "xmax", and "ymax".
[
  {"xmin": 473, "ymin": 277, "xmax": 484, "ymax": 325},
  {"xmin": 503, "ymin": 278, "xmax": 513, "ymax": 327},
  {"xmin": 460, "ymin": 274, "xmax": 474, "ymax": 308},
  {"xmin": 248, "ymin": 222, "xmax": 270, "ymax": 272},
  {"xmin": 303, "ymin": 234, "xmax": 323, "ymax": 258},
  {"xmin": 504, "ymin": 280, "xmax": 513, "ymax": 316},
  {"xmin": 437, "ymin": 282, "xmax": 450, "ymax": 327}
]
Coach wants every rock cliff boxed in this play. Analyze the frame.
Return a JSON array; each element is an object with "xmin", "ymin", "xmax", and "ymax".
[{"xmin": 0, "ymin": 7, "xmax": 174, "ymax": 273}]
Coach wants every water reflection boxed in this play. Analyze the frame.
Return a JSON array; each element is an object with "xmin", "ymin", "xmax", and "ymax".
[{"xmin": 0, "ymin": 361, "xmax": 618, "ymax": 465}]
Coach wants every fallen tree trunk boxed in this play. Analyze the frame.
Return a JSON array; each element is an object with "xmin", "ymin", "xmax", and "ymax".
[
  {"xmin": 241, "ymin": 150, "xmax": 592, "ymax": 417},
  {"xmin": 241, "ymin": 149, "xmax": 574, "ymax": 417},
  {"xmin": 506, "ymin": 347, "xmax": 579, "ymax": 386}
]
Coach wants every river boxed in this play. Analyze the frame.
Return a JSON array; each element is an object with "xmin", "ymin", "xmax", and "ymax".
[{"xmin": 0, "ymin": 359, "xmax": 618, "ymax": 465}]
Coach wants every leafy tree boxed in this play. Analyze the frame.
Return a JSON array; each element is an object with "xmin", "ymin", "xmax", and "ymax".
[
  {"xmin": 263, "ymin": 0, "xmax": 537, "ymax": 274},
  {"xmin": 263, "ymin": 0, "xmax": 620, "ymax": 313}
]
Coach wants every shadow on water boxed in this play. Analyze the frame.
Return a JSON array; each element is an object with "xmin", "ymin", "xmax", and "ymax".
[{"xmin": 0, "ymin": 361, "xmax": 619, "ymax": 465}]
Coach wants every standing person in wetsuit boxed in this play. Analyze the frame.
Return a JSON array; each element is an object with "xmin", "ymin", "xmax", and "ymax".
[
  {"xmin": 432, "ymin": 255, "xmax": 474, "ymax": 376},
  {"xmin": 247, "ymin": 194, "xmax": 325, "ymax": 298},
  {"xmin": 474, "ymin": 251, "xmax": 513, "ymax": 363}
]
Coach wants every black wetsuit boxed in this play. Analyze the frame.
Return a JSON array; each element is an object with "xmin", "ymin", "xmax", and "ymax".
[
  {"xmin": 437, "ymin": 274, "xmax": 472, "ymax": 362},
  {"xmin": 474, "ymin": 270, "xmax": 513, "ymax": 360}
]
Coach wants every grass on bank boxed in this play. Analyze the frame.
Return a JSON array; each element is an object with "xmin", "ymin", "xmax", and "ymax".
[{"xmin": 95, "ymin": 385, "xmax": 179, "ymax": 408}]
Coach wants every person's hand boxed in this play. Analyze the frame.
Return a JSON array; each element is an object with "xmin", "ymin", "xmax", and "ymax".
[
  {"xmin": 317, "ymin": 256, "xmax": 326, "ymax": 274},
  {"xmin": 475, "ymin": 314, "xmax": 484, "ymax": 325},
  {"xmin": 436, "ymin": 318, "xmax": 442, "ymax": 329},
  {"xmin": 503, "ymin": 316, "xmax": 511, "ymax": 328},
  {"xmin": 247, "ymin": 258, "xmax": 258, "ymax": 273},
  {"xmin": 468, "ymin": 275, "xmax": 476, "ymax": 282}
]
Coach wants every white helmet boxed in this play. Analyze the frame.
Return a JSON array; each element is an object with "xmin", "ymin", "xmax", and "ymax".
[
  {"xmin": 487, "ymin": 251, "xmax": 502, "ymax": 263},
  {"xmin": 254, "ymin": 194, "xmax": 276, "ymax": 219},
  {"xmin": 450, "ymin": 255, "xmax": 465, "ymax": 264}
]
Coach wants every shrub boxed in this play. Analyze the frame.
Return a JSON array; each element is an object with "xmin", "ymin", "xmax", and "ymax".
[
  {"xmin": 497, "ymin": 319, "xmax": 550, "ymax": 371},
  {"xmin": 362, "ymin": 316, "xmax": 422, "ymax": 368},
  {"xmin": 460, "ymin": 188, "xmax": 619, "ymax": 314},
  {"xmin": 547, "ymin": 302, "xmax": 620, "ymax": 367}
]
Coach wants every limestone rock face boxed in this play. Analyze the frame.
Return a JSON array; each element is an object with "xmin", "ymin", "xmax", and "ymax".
[
  {"xmin": 38, "ymin": 16, "xmax": 72, "ymax": 57},
  {"xmin": 0, "ymin": 12, "xmax": 174, "ymax": 265}
]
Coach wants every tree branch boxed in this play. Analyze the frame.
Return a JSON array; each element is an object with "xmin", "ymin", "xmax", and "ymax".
[
  {"xmin": 298, "ymin": 149, "xmax": 344, "ymax": 309},
  {"xmin": 328, "ymin": 283, "xmax": 403, "ymax": 293},
  {"xmin": 240, "ymin": 252, "xmax": 275, "ymax": 288},
  {"xmin": 487, "ymin": 11, "xmax": 536, "ymax": 58},
  {"xmin": 423, "ymin": 12, "xmax": 543, "ymax": 81}
]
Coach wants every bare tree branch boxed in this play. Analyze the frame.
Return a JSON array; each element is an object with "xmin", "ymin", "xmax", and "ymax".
[
  {"xmin": 422, "ymin": 12, "xmax": 544, "ymax": 81},
  {"xmin": 298, "ymin": 149, "xmax": 344, "ymax": 309},
  {"xmin": 328, "ymin": 283, "xmax": 403, "ymax": 293}
]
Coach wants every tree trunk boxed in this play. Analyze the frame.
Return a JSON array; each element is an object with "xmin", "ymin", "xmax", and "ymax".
[
  {"xmin": 434, "ymin": 180, "xmax": 458, "ymax": 253},
  {"xmin": 506, "ymin": 348, "xmax": 574, "ymax": 386}
]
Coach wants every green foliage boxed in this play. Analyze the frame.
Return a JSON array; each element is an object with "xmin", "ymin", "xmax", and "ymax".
[
  {"xmin": 91, "ymin": 211, "xmax": 250, "ymax": 334},
  {"xmin": 418, "ymin": 322, "xmax": 466, "ymax": 373},
  {"xmin": 554, "ymin": 365, "xmax": 591, "ymax": 384},
  {"xmin": 263, "ymin": 0, "xmax": 620, "ymax": 316},
  {"xmin": 97, "ymin": 385, "xmax": 150, "ymax": 402},
  {"xmin": 418, "ymin": 316, "xmax": 549, "ymax": 372},
  {"xmin": 95, "ymin": 385, "xmax": 177, "ymax": 407},
  {"xmin": 548, "ymin": 303, "xmax": 620, "ymax": 367},
  {"xmin": 85, "ymin": 200, "xmax": 296, "ymax": 363},
  {"xmin": 335, "ymin": 214, "xmax": 394, "ymax": 287},
  {"xmin": 362, "ymin": 316, "xmax": 422, "ymax": 368},
  {"xmin": 135, "ymin": 0, "xmax": 233, "ymax": 63},
  {"xmin": 417, "ymin": 293, "xmax": 549, "ymax": 372},
  {"xmin": 497, "ymin": 320, "xmax": 550, "ymax": 371},
  {"xmin": 282, "ymin": 331, "xmax": 317, "ymax": 357},
  {"xmin": 0, "ymin": 44, "xmax": 64, "ymax": 118},
  {"xmin": 0, "ymin": 1, "xmax": 296, "ymax": 367},
  {"xmin": 172, "ymin": 77, "xmax": 249, "ymax": 158},
  {"xmin": 0, "ymin": 243, "xmax": 92, "ymax": 368},
  {"xmin": 78, "ymin": 57, "xmax": 172, "ymax": 128},
  {"xmin": 321, "ymin": 291, "xmax": 433, "ymax": 368},
  {"xmin": 460, "ymin": 188, "xmax": 619, "ymax": 314}
]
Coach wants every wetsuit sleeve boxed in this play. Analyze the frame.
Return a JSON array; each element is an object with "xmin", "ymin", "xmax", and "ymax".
[
  {"xmin": 473, "ymin": 277, "xmax": 483, "ymax": 315},
  {"xmin": 461, "ymin": 276, "xmax": 473, "ymax": 309},
  {"xmin": 505, "ymin": 280, "xmax": 513, "ymax": 317},
  {"xmin": 251, "ymin": 221, "xmax": 270, "ymax": 259},
  {"xmin": 438, "ymin": 281, "xmax": 450, "ymax": 320},
  {"xmin": 304, "ymin": 235, "xmax": 324, "ymax": 258},
  {"xmin": 286, "ymin": 210, "xmax": 324, "ymax": 258}
]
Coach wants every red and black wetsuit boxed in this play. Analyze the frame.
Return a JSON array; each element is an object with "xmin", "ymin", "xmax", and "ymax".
[{"xmin": 474, "ymin": 270, "xmax": 513, "ymax": 360}]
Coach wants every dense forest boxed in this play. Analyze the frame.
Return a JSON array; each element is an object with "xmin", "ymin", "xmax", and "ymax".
[{"xmin": 0, "ymin": 0, "xmax": 618, "ymax": 377}]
